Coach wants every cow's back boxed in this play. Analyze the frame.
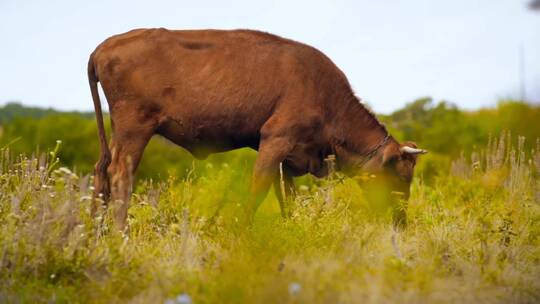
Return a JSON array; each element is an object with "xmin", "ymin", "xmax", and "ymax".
[{"xmin": 91, "ymin": 28, "xmax": 352, "ymax": 155}]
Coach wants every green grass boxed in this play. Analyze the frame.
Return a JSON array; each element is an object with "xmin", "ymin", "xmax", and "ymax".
[{"xmin": 1, "ymin": 134, "xmax": 539, "ymax": 303}]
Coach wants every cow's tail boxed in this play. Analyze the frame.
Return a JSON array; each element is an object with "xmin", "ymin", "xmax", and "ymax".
[{"xmin": 88, "ymin": 52, "xmax": 111, "ymax": 203}]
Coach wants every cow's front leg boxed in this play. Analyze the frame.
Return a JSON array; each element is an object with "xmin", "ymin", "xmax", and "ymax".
[
  {"xmin": 274, "ymin": 164, "xmax": 296, "ymax": 219},
  {"xmin": 245, "ymin": 136, "xmax": 293, "ymax": 225}
]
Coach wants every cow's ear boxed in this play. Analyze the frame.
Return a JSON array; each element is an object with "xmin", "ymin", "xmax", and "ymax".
[{"xmin": 382, "ymin": 144, "xmax": 401, "ymax": 168}]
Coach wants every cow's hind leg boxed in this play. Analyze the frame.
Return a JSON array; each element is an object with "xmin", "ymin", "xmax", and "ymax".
[{"xmin": 107, "ymin": 110, "xmax": 156, "ymax": 231}]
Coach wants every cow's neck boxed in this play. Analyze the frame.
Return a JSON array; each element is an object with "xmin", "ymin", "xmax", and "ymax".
[{"xmin": 330, "ymin": 94, "xmax": 388, "ymax": 168}]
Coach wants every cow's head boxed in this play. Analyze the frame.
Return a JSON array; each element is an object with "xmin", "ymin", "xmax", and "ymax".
[{"xmin": 341, "ymin": 138, "xmax": 427, "ymax": 226}]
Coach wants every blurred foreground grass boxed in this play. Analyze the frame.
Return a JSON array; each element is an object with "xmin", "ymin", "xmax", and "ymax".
[{"xmin": 0, "ymin": 133, "xmax": 539, "ymax": 303}]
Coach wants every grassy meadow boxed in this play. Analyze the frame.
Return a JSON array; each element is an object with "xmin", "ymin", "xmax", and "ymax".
[{"xmin": 1, "ymin": 100, "xmax": 540, "ymax": 303}]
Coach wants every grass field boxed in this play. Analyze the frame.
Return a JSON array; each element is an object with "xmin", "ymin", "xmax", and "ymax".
[{"xmin": 1, "ymin": 133, "xmax": 539, "ymax": 303}]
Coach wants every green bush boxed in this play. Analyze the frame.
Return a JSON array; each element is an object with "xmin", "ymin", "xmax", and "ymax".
[{"xmin": 2, "ymin": 99, "xmax": 539, "ymax": 182}]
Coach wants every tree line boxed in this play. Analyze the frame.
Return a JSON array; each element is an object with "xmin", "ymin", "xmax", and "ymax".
[{"xmin": 1, "ymin": 99, "xmax": 539, "ymax": 181}]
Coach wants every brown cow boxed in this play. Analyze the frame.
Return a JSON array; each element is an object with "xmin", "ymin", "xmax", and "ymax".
[{"xmin": 88, "ymin": 28, "xmax": 426, "ymax": 231}]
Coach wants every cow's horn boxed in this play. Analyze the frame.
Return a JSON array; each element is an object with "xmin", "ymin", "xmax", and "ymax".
[{"xmin": 400, "ymin": 146, "xmax": 428, "ymax": 154}]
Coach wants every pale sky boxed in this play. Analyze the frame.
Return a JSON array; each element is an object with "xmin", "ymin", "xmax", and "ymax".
[{"xmin": 0, "ymin": 0, "xmax": 539, "ymax": 113}]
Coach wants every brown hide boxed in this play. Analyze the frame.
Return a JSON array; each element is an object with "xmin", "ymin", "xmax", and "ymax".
[{"xmin": 88, "ymin": 28, "xmax": 422, "ymax": 229}]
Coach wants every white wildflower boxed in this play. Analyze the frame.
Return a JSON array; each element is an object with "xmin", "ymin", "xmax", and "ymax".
[
  {"xmin": 58, "ymin": 167, "xmax": 72, "ymax": 175},
  {"xmin": 80, "ymin": 195, "xmax": 92, "ymax": 201},
  {"xmin": 288, "ymin": 282, "xmax": 301, "ymax": 296},
  {"xmin": 176, "ymin": 293, "xmax": 192, "ymax": 304}
]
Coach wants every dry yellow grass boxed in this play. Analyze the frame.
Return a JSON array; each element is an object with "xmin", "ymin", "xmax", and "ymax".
[{"xmin": 0, "ymin": 135, "xmax": 539, "ymax": 303}]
